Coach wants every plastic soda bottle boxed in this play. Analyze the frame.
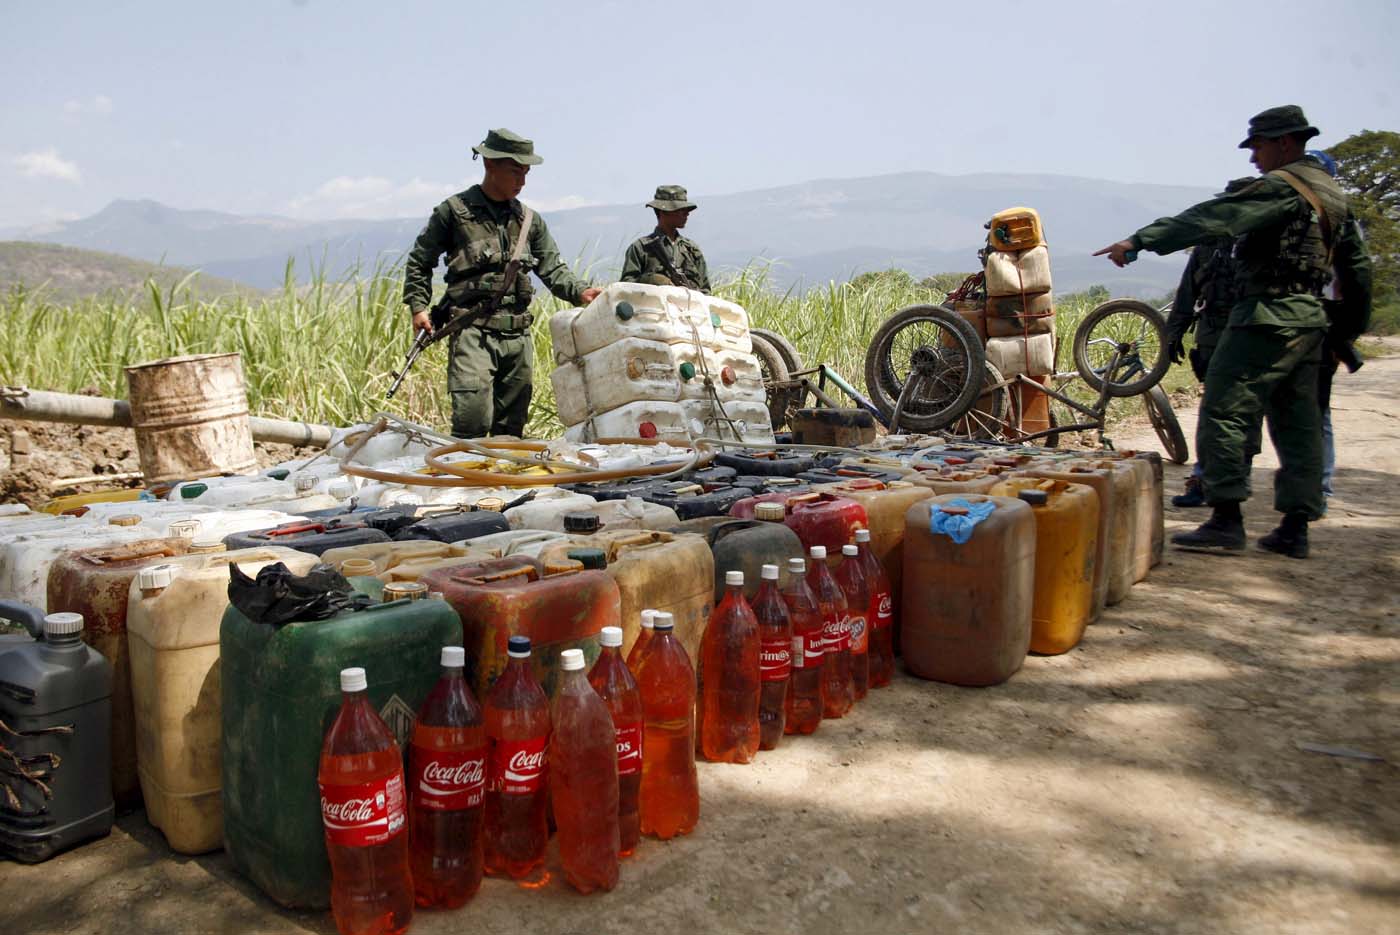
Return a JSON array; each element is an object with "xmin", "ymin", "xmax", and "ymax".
[
  {"xmin": 855, "ymin": 528, "xmax": 895, "ymax": 688},
  {"xmin": 318, "ymin": 667, "xmax": 413, "ymax": 935},
  {"xmin": 699, "ymin": 570, "xmax": 761, "ymax": 763},
  {"xmin": 781, "ymin": 557, "xmax": 824, "ymax": 736},
  {"xmin": 753, "ymin": 563, "xmax": 792, "ymax": 749},
  {"xmin": 483, "ymin": 635, "xmax": 551, "ymax": 883},
  {"xmin": 635, "ymin": 611, "xmax": 699, "ymax": 838},
  {"xmin": 551, "ymin": 649, "xmax": 620, "ymax": 893},
  {"xmin": 408, "ymin": 646, "xmax": 486, "ymax": 909},
  {"xmin": 807, "ymin": 546, "xmax": 853, "ymax": 718},
  {"xmin": 835, "ymin": 544, "xmax": 871, "ymax": 701},
  {"xmin": 626, "ymin": 607, "xmax": 658, "ymax": 670},
  {"xmin": 588, "ymin": 625, "xmax": 643, "ymax": 857}
]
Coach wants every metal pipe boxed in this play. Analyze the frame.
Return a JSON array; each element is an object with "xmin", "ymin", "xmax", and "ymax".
[{"xmin": 0, "ymin": 386, "xmax": 333, "ymax": 448}]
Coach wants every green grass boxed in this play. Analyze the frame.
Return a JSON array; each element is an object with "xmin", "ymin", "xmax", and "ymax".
[{"xmin": 1, "ymin": 261, "xmax": 1185, "ymax": 439}]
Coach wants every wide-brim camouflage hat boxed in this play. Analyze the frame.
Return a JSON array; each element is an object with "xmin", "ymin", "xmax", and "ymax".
[
  {"xmin": 1238, "ymin": 105, "xmax": 1320, "ymax": 148},
  {"xmin": 472, "ymin": 128, "xmax": 543, "ymax": 165},
  {"xmin": 646, "ymin": 184, "xmax": 696, "ymax": 212}
]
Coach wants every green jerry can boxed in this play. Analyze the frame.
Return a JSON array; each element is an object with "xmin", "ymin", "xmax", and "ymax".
[{"xmin": 220, "ymin": 590, "xmax": 459, "ymax": 909}]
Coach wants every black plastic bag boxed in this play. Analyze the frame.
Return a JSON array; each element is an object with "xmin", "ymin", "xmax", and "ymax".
[{"xmin": 227, "ymin": 562, "xmax": 370, "ymax": 628}]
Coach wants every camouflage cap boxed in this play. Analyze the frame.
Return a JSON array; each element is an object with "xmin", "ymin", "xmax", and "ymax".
[
  {"xmin": 646, "ymin": 185, "xmax": 697, "ymax": 212},
  {"xmin": 472, "ymin": 128, "xmax": 543, "ymax": 165},
  {"xmin": 1237, "ymin": 105, "xmax": 1320, "ymax": 148}
]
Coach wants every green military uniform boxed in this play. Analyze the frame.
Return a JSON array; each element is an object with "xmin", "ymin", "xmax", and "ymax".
[
  {"xmin": 402, "ymin": 130, "xmax": 591, "ymax": 438},
  {"xmin": 619, "ymin": 185, "xmax": 712, "ymax": 291},
  {"xmin": 1131, "ymin": 116, "xmax": 1370, "ymax": 522}
]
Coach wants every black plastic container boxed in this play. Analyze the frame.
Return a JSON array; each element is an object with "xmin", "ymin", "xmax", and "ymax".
[
  {"xmin": 641, "ymin": 481, "xmax": 757, "ymax": 520},
  {"xmin": 795, "ymin": 465, "xmax": 908, "ymax": 486},
  {"xmin": 713, "ymin": 449, "xmax": 818, "ymax": 477},
  {"xmin": 390, "ymin": 508, "xmax": 510, "ymax": 543},
  {"xmin": 0, "ymin": 601, "xmax": 114, "ymax": 863},
  {"xmin": 221, "ymin": 521, "xmax": 392, "ymax": 556}
]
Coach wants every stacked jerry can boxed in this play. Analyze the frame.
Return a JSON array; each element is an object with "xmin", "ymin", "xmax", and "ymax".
[
  {"xmin": 549, "ymin": 283, "xmax": 774, "ymax": 444},
  {"xmin": 982, "ymin": 207, "xmax": 1056, "ymax": 435}
]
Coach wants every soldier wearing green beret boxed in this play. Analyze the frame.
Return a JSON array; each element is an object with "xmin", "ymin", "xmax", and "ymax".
[
  {"xmin": 619, "ymin": 185, "xmax": 712, "ymax": 291},
  {"xmin": 402, "ymin": 128, "xmax": 601, "ymax": 438},
  {"xmin": 1097, "ymin": 106, "xmax": 1372, "ymax": 558}
]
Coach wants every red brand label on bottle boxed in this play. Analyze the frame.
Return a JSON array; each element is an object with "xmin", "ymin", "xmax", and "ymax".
[
  {"xmin": 760, "ymin": 637, "xmax": 792, "ymax": 681},
  {"xmin": 870, "ymin": 591, "xmax": 893, "ymax": 630},
  {"xmin": 319, "ymin": 773, "xmax": 407, "ymax": 847},
  {"xmin": 790, "ymin": 630, "xmax": 824, "ymax": 669},
  {"xmin": 822, "ymin": 614, "xmax": 850, "ymax": 653},
  {"xmin": 411, "ymin": 745, "xmax": 486, "ymax": 812},
  {"xmin": 847, "ymin": 613, "xmax": 869, "ymax": 654},
  {"xmin": 615, "ymin": 721, "xmax": 643, "ymax": 776},
  {"xmin": 491, "ymin": 736, "xmax": 548, "ymax": 795}
]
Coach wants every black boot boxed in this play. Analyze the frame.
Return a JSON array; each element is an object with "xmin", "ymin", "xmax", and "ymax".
[
  {"xmin": 1258, "ymin": 511, "xmax": 1309, "ymax": 559},
  {"xmin": 1171, "ymin": 476, "xmax": 1207, "ymax": 508},
  {"xmin": 1171, "ymin": 501, "xmax": 1246, "ymax": 551}
]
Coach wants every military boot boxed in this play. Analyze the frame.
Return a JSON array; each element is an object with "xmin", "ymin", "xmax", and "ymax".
[
  {"xmin": 1171, "ymin": 501, "xmax": 1246, "ymax": 551},
  {"xmin": 1171, "ymin": 476, "xmax": 1206, "ymax": 508},
  {"xmin": 1258, "ymin": 511, "xmax": 1309, "ymax": 559}
]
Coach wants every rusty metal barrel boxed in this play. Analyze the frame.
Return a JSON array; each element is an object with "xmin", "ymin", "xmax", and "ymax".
[{"xmin": 124, "ymin": 353, "xmax": 257, "ymax": 482}]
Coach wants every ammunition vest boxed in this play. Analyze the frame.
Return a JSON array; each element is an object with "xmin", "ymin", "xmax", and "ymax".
[
  {"xmin": 441, "ymin": 192, "xmax": 537, "ymax": 308},
  {"xmin": 1190, "ymin": 239, "xmax": 1239, "ymax": 324},
  {"xmin": 1232, "ymin": 160, "xmax": 1348, "ymax": 301}
]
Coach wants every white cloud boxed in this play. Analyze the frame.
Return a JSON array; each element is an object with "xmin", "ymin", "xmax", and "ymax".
[
  {"xmin": 529, "ymin": 194, "xmax": 598, "ymax": 212},
  {"xmin": 287, "ymin": 174, "xmax": 598, "ymax": 219},
  {"xmin": 12, "ymin": 148, "xmax": 82, "ymax": 183},
  {"xmin": 60, "ymin": 95, "xmax": 114, "ymax": 118},
  {"xmin": 93, "ymin": 95, "xmax": 113, "ymax": 114}
]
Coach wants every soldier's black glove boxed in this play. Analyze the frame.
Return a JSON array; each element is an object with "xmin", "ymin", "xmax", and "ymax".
[{"xmin": 1167, "ymin": 337, "xmax": 1186, "ymax": 366}]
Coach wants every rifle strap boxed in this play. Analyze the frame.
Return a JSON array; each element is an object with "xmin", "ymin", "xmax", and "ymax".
[
  {"xmin": 1269, "ymin": 169, "xmax": 1335, "ymax": 265},
  {"xmin": 645, "ymin": 236, "xmax": 694, "ymax": 289}
]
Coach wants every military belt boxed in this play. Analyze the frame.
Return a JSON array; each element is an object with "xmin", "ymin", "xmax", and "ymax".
[{"xmin": 478, "ymin": 311, "xmax": 535, "ymax": 333}]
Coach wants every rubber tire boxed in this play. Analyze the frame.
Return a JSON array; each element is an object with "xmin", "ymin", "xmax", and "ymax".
[
  {"xmin": 750, "ymin": 331, "xmax": 794, "ymax": 430},
  {"xmin": 1144, "ymin": 384, "xmax": 1189, "ymax": 464},
  {"xmin": 863, "ymin": 303, "xmax": 987, "ymax": 432},
  {"xmin": 750, "ymin": 327, "xmax": 804, "ymax": 373},
  {"xmin": 1072, "ymin": 299, "xmax": 1171, "ymax": 398}
]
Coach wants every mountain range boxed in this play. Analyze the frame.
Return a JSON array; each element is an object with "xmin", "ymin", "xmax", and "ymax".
[{"xmin": 3, "ymin": 171, "xmax": 1215, "ymax": 298}]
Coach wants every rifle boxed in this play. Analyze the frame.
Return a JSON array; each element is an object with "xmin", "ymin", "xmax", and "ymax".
[
  {"xmin": 644, "ymin": 237, "xmax": 699, "ymax": 290},
  {"xmin": 386, "ymin": 206, "xmax": 536, "ymax": 399}
]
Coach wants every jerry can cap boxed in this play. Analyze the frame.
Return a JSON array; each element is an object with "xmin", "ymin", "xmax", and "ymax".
[
  {"xmin": 563, "ymin": 512, "xmax": 600, "ymax": 533},
  {"xmin": 340, "ymin": 667, "xmax": 367, "ymax": 692},
  {"xmin": 1018, "ymin": 489, "xmax": 1049, "ymax": 506},
  {"xmin": 639, "ymin": 608, "xmax": 658, "ymax": 629},
  {"xmin": 168, "ymin": 519, "xmax": 201, "ymax": 538},
  {"xmin": 614, "ymin": 300, "xmax": 635, "ymax": 321},
  {"xmin": 475, "ymin": 497, "xmax": 506, "ymax": 512},
  {"xmin": 725, "ymin": 569, "xmax": 744, "ymax": 587},
  {"xmin": 651, "ymin": 611, "xmax": 675, "ymax": 631},
  {"xmin": 178, "ymin": 482, "xmax": 209, "ymax": 500},
  {"xmin": 599, "ymin": 626, "xmax": 623, "ymax": 648},
  {"xmin": 339, "ymin": 558, "xmax": 378, "ymax": 576},
  {"xmin": 441, "ymin": 646, "xmax": 465, "ymax": 668},
  {"xmin": 761, "ymin": 563, "xmax": 779, "ymax": 580},
  {"xmin": 43, "ymin": 611, "xmax": 84, "ymax": 638},
  {"xmin": 265, "ymin": 468, "xmax": 291, "ymax": 481},
  {"xmin": 326, "ymin": 480, "xmax": 355, "ymax": 500},
  {"xmin": 293, "ymin": 474, "xmax": 317, "ymax": 494},
  {"xmin": 138, "ymin": 563, "xmax": 177, "ymax": 590},
  {"xmin": 567, "ymin": 547, "xmax": 607, "ymax": 570},
  {"xmin": 754, "ymin": 502, "xmax": 786, "ymax": 522},
  {"xmin": 507, "ymin": 635, "xmax": 532, "ymax": 657},
  {"xmin": 678, "ymin": 361, "xmax": 697, "ymax": 381},
  {"xmin": 560, "ymin": 648, "xmax": 585, "ymax": 671},
  {"xmin": 384, "ymin": 581, "xmax": 429, "ymax": 602},
  {"xmin": 189, "ymin": 536, "xmax": 226, "ymax": 553}
]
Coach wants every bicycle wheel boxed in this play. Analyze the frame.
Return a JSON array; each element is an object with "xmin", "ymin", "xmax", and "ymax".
[
  {"xmin": 863, "ymin": 304, "xmax": 986, "ymax": 433},
  {"xmin": 943, "ymin": 361, "xmax": 1011, "ymax": 440},
  {"xmin": 750, "ymin": 331, "xmax": 795, "ymax": 430},
  {"xmin": 750, "ymin": 327, "xmax": 804, "ymax": 373},
  {"xmin": 1144, "ymin": 384, "xmax": 1189, "ymax": 464},
  {"xmin": 1072, "ymin": 299, "xmax": 1170, "ymax": 398}
]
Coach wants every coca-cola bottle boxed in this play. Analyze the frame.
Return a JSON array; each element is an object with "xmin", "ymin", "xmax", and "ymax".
[
  {"xmin": 625, "ymin": 607, "xmax": 658, "ymax": 670},
  {"xmin": 551, "ymin": 648, "xmax": 620, "ymax": 893},
  {"xmin": 753, "ymin": 563, "xmax": 791, "ymax": 749},
  {"xmin": 409, "ymin": 646, "xmax": 486, "ymax": 909},
  {"xmin": 483, "ymin": 635, "xmax": 550, "ymax": 884},
  {"xmin": 835, "ymin": 544, "xmax": 871, "ymax": 702},
  {"xmin": 700, "ymin": 570, "xmax": 761, "ymax": 764},
  {"xmin": 781, "ymin": 557, "xmax": 824, "ymax": 736},
  {"xmin": 854, "ymin": 528, "xmax": 895, "ymax": 688},
  {"xmin": 635, "ymin": 611, "xmax": 699, "ymax": 838},
  {"xmin": 807, "ymin": 546, "xmax": 853, "ymax": 719},
  {"xmin": 588, "ymin": 625, "xmax": 643, "ymax": 857},
  {"xmin": 318, "ymin": 667, "xmax": 413, "ymax": 935}
]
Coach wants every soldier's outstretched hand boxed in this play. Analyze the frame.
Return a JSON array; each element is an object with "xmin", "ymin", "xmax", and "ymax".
[
  {"xmin": 1094, "ymin": 240, "xmax": 1138, "ymax": 267},
  {"xmin": 580, "ymin": 287, "xmax": 602, "ymax": 305}
]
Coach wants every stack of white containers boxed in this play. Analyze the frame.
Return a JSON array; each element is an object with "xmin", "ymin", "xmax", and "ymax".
[
  {"xmin": 549, "ymin": 283, "xmax": 774, "ymax": 444},
  {"xmin": 983, "ymin": 229, "xmax": 1056, "ymax": 379}
]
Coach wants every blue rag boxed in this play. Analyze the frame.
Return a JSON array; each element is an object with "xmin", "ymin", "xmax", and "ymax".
[{"xmin": 929, "ymin": 498, "xmax": 997, "ymax": 544}]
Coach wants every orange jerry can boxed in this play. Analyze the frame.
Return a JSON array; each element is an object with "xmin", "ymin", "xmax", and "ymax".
[
  {"xmin": 47, "ymin": 537, "xmax": 194, "ymax": 809},
  {"xmin": 902, "ymin": 494, "xmax": 1035, "ymax": 686},
  {"xmin": 1015, "ymin": 463, "xmax": 1119, "ymax": 623},
  {"xmin": 422, "ymin": 556, "xmax": 620, "ymax": 698},
  {"xmin": 988, "ymin": 477, "xmax": 1098, "ymax": 655}
]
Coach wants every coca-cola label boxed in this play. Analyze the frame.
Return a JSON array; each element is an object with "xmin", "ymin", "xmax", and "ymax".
[
  {"xmin": 615, "ymin": 721, "xmax": 643, "ymax": 776},
  {"xmin": 491, "ymin": 736, "xmax": 548, "ymax": 795},
  {"xmin": 847, "ymin": 613, "xmax": 869, "ymax": 654},
  {"xmin": 870, "ymin": 591, "xmax": 893, "ymax": 630},
  {"xmin": 319, "ymin": 773, "xmax": 406, "ymax": 847},
  {"xmin": 822, "ymin": 614, "xmax": 850, "ymax": 653},
  {"xmin": 760, "ymin": 637, "xmax": 792, "ymax": 682},
  {"xmin": 411, "ymin": 745, "xmax": 486, "ymax": 812},
  {"xmin": 790, "ymin": 630, "xmax": 824, "ymax": 669}
]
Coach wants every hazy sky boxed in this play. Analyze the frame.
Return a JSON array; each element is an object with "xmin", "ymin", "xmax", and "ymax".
[{"xmin": 3, "ymin": 0, "xmax": 1397, "ymax": 228}]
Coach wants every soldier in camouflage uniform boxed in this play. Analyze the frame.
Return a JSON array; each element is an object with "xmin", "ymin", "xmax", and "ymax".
[
  {"xmin": 402, "ymin": 129, "xmax": 601, "ymax": 438},
  {"xmin": 620, "ymin": 185, "xmax": 712, "ymax": 291},
  {"xmin": 1098, "ymin": 106, "xmax": 1372, "ymax": 558}
]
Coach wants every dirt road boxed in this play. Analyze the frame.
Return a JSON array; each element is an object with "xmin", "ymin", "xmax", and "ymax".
[{"xmin": 4, "ymin": 354, "xmax": 1397, "ymax": 935}]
